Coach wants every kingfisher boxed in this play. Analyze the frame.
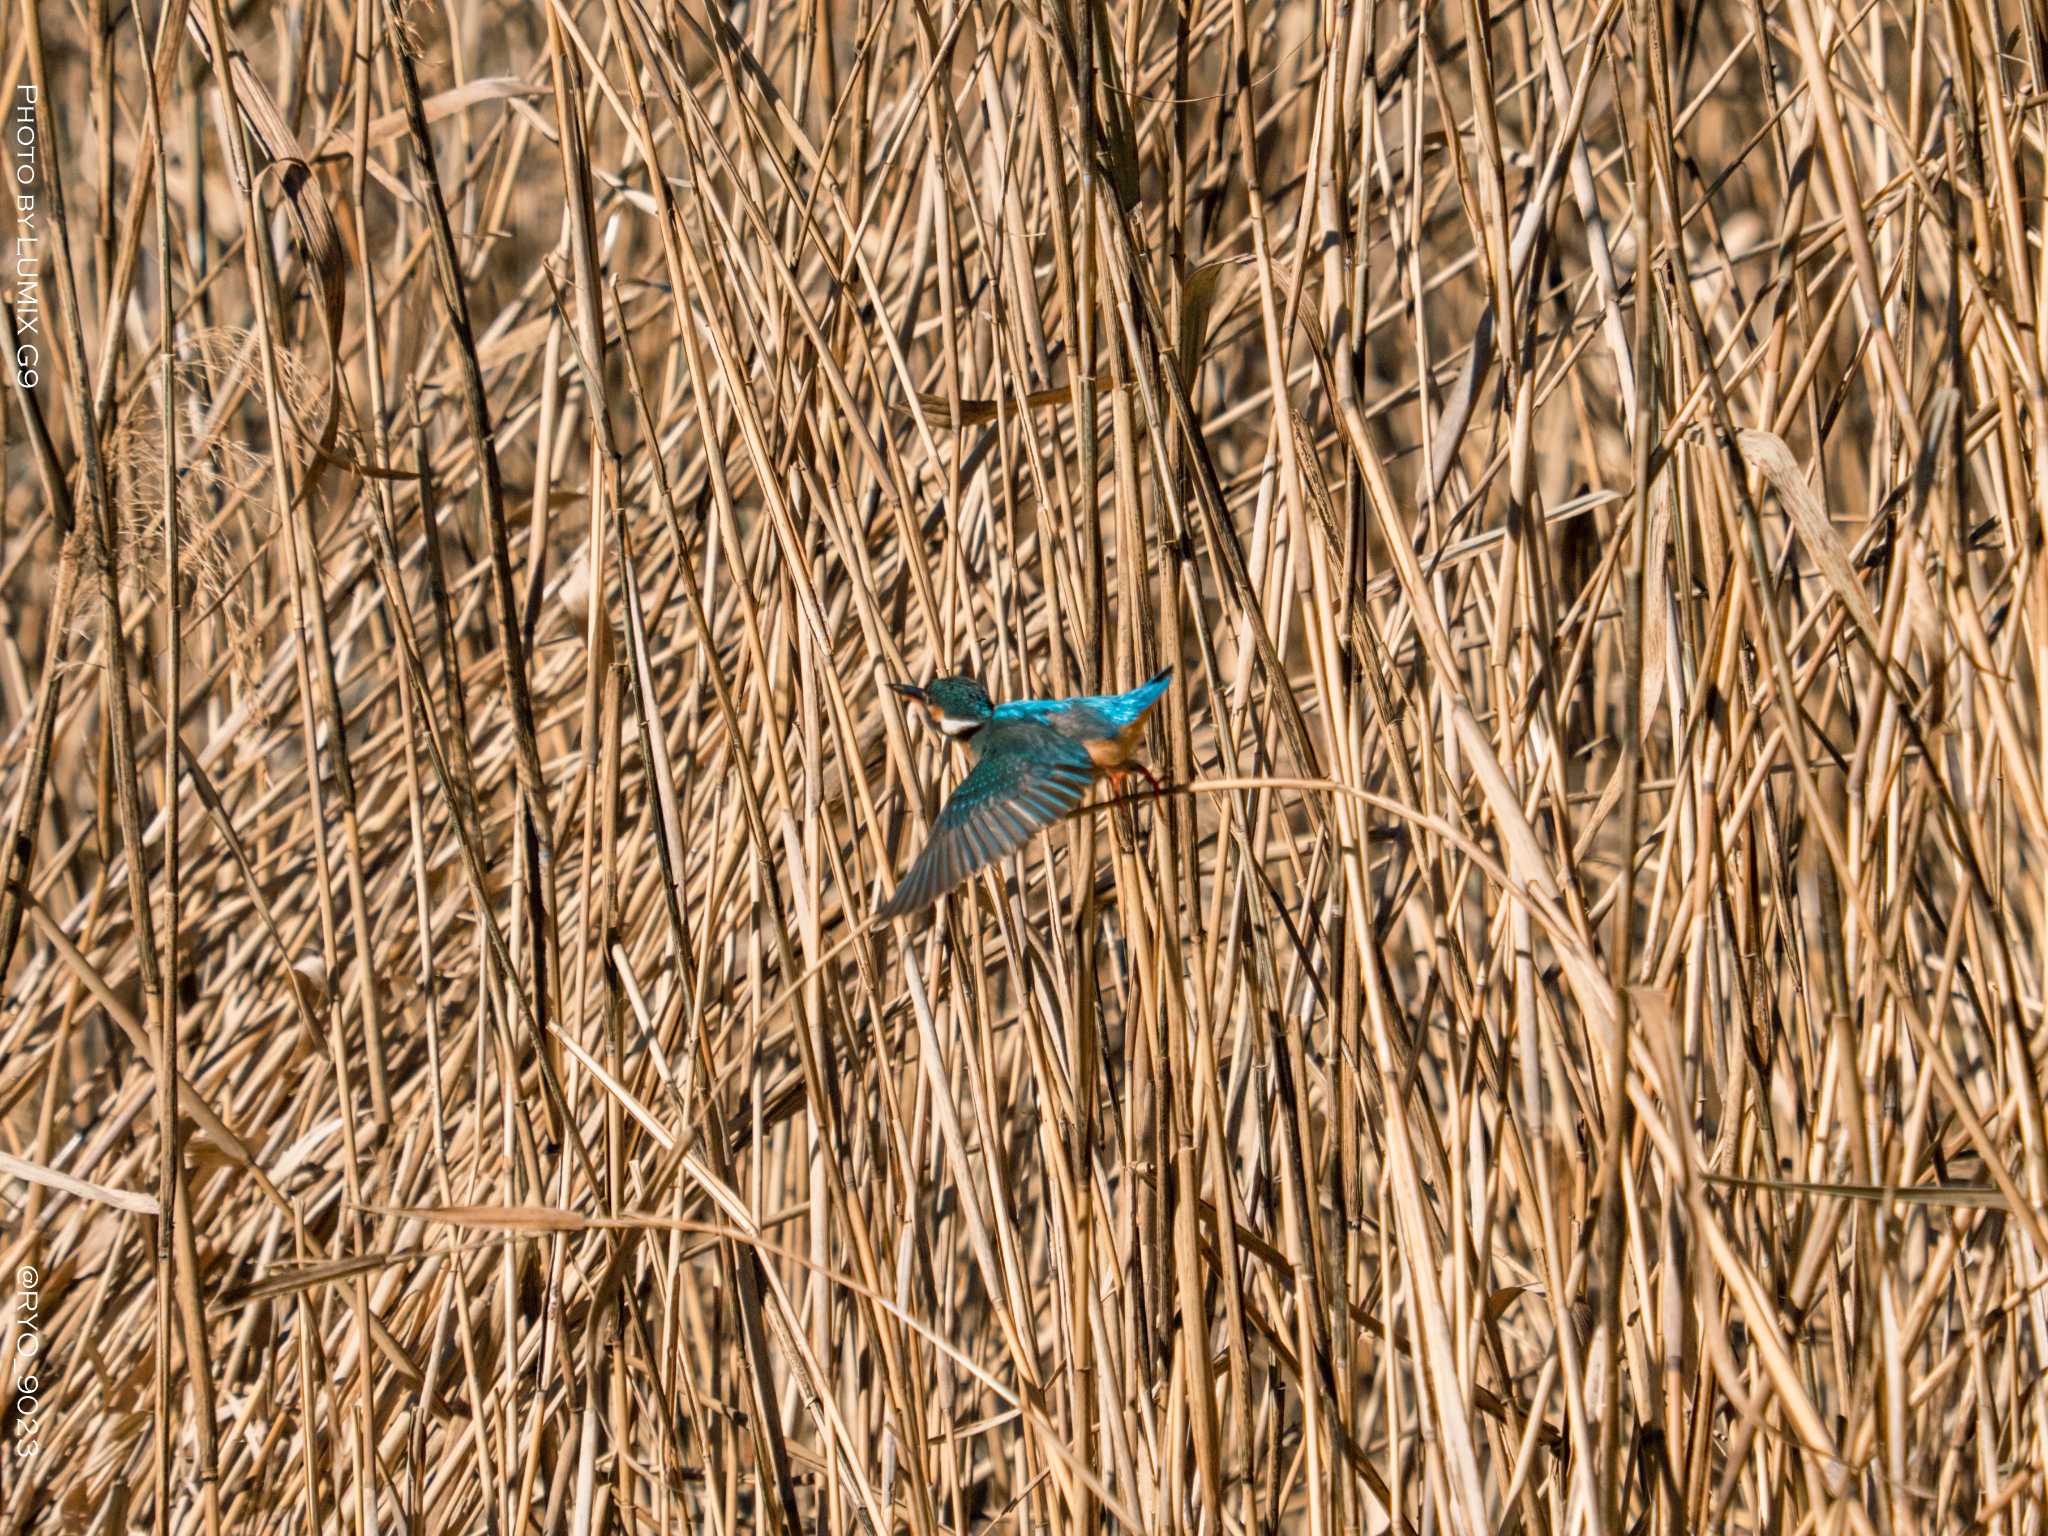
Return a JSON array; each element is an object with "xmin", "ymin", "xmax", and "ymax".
[{"xmin": 876, "ymin": 668, "xmax": 1173, "ymax": 919}]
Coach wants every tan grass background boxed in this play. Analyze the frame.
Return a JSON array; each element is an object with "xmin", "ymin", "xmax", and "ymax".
[{"xmin": 2, "ymin": 0, "xmax": 2046, "ymax": 1530}]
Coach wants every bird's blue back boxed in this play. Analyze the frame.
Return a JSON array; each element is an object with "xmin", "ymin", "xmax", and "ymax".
[{"xmin": 992, "ymin": 669, "xmax": 1172, "ymax": 740}]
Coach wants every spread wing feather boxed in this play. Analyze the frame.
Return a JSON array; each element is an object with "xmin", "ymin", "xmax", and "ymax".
[{"xmin": 877, "ymin": 724, "xmax": 1096, "ymax": 919}]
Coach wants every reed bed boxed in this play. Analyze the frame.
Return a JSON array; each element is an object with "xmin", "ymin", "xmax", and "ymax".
[{"xmin": 2, "ymin": 0, "xmax": 2045, "ymax": 1530}]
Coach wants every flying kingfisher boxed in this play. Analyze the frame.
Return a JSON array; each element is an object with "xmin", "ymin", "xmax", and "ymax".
[{"xmin": 875, "ymin": 668, "xmax": 1173, "ymax": 919}]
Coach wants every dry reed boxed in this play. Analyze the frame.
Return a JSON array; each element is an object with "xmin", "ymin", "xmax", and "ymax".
[{"xmin": 2, "ymin": 0, "xmax": 2046, "ymax": 1531}]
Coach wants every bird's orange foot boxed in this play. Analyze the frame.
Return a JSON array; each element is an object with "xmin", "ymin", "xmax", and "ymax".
[{"xmin": 1108, "ymin": 763, "xmax": 1164, "ymax": 799}]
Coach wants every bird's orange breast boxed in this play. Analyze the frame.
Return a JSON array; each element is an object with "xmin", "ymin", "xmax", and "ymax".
[{"xmin": 1084, "ymin": 719, "xmax": 1146, "ymax": 769}]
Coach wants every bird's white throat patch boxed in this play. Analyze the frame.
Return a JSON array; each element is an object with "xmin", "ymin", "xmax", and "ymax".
[{"xmin": 936, "ymin": 713, "xmax": 981, "ymax": 738}]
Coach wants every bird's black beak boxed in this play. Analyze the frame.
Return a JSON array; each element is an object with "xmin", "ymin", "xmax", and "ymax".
[{"xmin": 889, "ymin": 682, "xmax": 926, "ymax": 704}]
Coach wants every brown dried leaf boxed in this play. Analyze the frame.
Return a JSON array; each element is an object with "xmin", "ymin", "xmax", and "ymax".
[{"xmin": 1736, "ymin": 427, "xmax": 1881, "ymax": 651}]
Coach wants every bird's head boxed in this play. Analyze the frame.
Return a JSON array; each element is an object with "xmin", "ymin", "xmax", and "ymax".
[{"xmin": 891, "ymin": 675, "xmax": 994, "ymax": 741}]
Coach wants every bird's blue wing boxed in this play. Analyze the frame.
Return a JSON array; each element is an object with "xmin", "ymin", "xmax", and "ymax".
[{"xmin": 876, "ymin": 724, "xmax": 1096, "ymax": 919}]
